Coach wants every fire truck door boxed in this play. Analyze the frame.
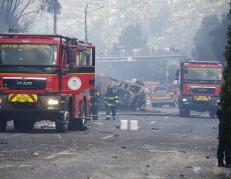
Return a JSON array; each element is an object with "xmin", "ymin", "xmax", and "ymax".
[{"xmin": 60, "ymin": 47, "xmax": 95, "ymax": 94}]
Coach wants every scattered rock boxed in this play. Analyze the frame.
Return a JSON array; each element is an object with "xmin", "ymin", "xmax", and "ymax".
[
  {"xmin": 34, "ymin": 152, "xmax": 39, "ymax": 156},
  {"xmin": 185, "ymin": 166, "xmax": 201, "ymax": 174},
  {"xmin": 150, "ymin": 121, "xmax": 157, "ymax": 124},
  {"xmin": 180, "ymin": 173, "xmax": 184, "ymax": 177},
  {"xmin": 0, "ymin": 139, "xmax": 8, "ymax": 144},
  {"xmin": 206, "ymin": 156, "xmax": 210, "ymax": 159},
  {"xmin": 121, "ymin": 146, "xmax": 127, "ymax": 149},
  {"xmin": 152, "ymin": 128, "xmax": 160, "ymax": 131},
  {"xmin": 99, "ymin": 131, "xmax": 113, "ymax": 134},
  {"xmin": 144, "ymin": 173, "xmax": 149, "ymax": 176},
  {"xmin": 178, "ymin": 150, "xmax": 187, "ymax": 153},
  {"xmin": 192, "ymin": 166, "xmax": 201, "ymax": 174}
]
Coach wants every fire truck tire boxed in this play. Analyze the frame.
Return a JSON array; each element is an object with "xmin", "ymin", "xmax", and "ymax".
[
  {"xmin": 179, "ymin": 107, "xmax": 190, "ymax": 117},
  {"xmin": 55, "ymin": 111, "xmax": 69, "ymax": 133},
  {"xmin": 76, "ymin": 102, "xmax": 87, "ymax": 131},
  {"xmin": 68, "ymin": 119, "xmax": 75, "ymax": 130},
  {"xmin": 170, "ymin": 102, "xmax": 176, "ymax": 107},
  {"xmin": 76, "ymin": 119, "xmax": 87, "ymax": 131},
  {"xmin": 179, "ymin": 110, "xmax": 183, "ymax": 117},
  {"xmin": 209, "ymin": 109, "xmax": 216, "ymax": 118},
  {"xmin": 14, "ymin": 120, "xmax": 34, "ymax": 132},
  {"xmin": 0, "ymin": 119, "xmax": 7, "ymax": 132},
  {"xmin": 185, "ymin": 109, "xmax": 190, "ymax": 117}
]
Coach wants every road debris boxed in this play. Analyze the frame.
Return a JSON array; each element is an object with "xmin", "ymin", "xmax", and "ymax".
[
  {"xmin": 0, "ymin": 139, "xmax": 8, "ymax": 144},
  {"xmin": 33, "ymin": 152, "xmax": 39, "ymax": 156},
  {"xmin": 150, "ymin": 121, "xmax": 157, "ymax": 124},
  {"xmin": 180, "ymin": 128, "xmax": 192, "ymax": 134},
  {"xmin": 178, "ymin": 150, "xmax": 187, "ymax": 153},
  {"xmin": 180, "ymin": 173, "xmax": 185, "ymax": 177},
  {"xmin": 96, "ymin": 75, "xmax": 152, "ymax": 110},
  {"xmin": 152, "ymin": 127, "xmax": 160, "ymax": 131},
  {"xmin": 57, "ymin": 134, "xmax": 62, "ymax": 139},
  {"xmin": 101, "ymin": 135, "xmax": 114, "ymax": 140},
  {"xmin": 185, "ymin": 166, "xmax": 201, "ymax": 174}
]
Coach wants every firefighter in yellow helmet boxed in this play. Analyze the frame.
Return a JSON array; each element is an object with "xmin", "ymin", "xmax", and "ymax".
[{"xmin": 105, "ymin": 85, "xmax": 119, "ymax": 120}]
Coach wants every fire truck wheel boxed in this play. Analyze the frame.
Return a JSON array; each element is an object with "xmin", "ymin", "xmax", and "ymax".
[
  {"xmin": 179, "ymin": 108, "xmax": 190, "ymax": 118},
  {"xmin": 56, "ymin": 111, "xmax": 70, "ymax": 133},
  {"xmin": 170, "ymin": 102, "xmax": 176, "ymax": 107},
  {"xmin": 76, "ymin": 102, "xmax": 87, "ymax": 131},
  {"xmin": 14, "ymin": 120, "xmax": 35, "ymax": 132},
  {"xmin": 179, "ymin": 110, "xmax": 183, "ymax": 117},
  {"xmin": 0, "ymin": 119, "xmax": 7, "ymax": 132}
]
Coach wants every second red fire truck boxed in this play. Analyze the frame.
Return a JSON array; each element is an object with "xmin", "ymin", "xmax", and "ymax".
[
  {"xmin": 177, "ymin": 61, "xmax": 223, "ymax": 118},
  {"xmin": 0, "ymin": 33, "xmax": 96, "ymax": 133}
]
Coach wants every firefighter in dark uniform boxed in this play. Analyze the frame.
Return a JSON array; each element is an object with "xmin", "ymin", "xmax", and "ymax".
[
  {"xmin": 216, "ymin": 101, "xmax": 231, "ymax": 167},
  {"xmin": 90, "ymin": 89, "xmax": 100, "ymax": 120},
  {"xmin": 105, "ymin": 85, "xmax": 119, "ymax": 120}
]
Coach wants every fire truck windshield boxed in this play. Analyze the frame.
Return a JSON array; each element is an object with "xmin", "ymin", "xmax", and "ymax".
[
  {"xmin": 0, "ymin": 43, "xmax": 57, "ymax": 66},
  {"xmin": 183, "ymin": 67, "xmax": 222, "ymax": 84}
]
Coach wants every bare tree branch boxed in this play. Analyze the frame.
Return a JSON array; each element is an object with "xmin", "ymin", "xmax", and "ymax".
[{"xmin": 0, "ymin": 0, "xmax": 39, "ymax": 32}]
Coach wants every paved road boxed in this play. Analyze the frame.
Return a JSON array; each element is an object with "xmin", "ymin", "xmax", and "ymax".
[{"xmin": 0, "ymin": 107, "xmax": 230, "ymax": 179}]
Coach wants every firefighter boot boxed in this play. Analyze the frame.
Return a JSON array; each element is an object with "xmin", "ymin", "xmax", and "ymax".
[
  {"xmin": 218, "ymin": 162, "xmax": 225, "ymax": 167},
  {"xmin": 105, "ymin": 115, "xmax": 111, "ymax": 120}
]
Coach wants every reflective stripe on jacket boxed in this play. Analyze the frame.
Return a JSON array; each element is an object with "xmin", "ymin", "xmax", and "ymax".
[{"xmin": 105, "ymin": 96, "xmax": 119, "ymax": 107}]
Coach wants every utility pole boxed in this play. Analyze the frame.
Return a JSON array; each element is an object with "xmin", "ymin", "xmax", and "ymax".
[
  {"xmin": 84, "ymin": 4, "xmax": 104, "ymax": 42},
  {"xmin": 165, "ymin": 62, "xmax": 169, "ymax": 84},
  {"xmin": 85, "ymin": 4, "xmax": 88, "ymax": 42},
  {"xmin": 53, "ymin": 7, "xmax": 57, "ymax": 34}
]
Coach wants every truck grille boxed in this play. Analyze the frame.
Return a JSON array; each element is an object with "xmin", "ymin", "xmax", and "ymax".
[
  {"xmin": 190, "ymin": 87, "xmax": 215, "ymax": 95},
  {"xmin": 3, "ymin": 77, "xmax": 47, "ymax": 90}
]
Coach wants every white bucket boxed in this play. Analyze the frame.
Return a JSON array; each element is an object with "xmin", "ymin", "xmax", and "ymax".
[
  {"xmin": 130, "ymin": 120, "xmax": 138, "ymax": 130},
  {"xmin": 120, "ymin": 120, "xmax": 128, "ymax": 130}
]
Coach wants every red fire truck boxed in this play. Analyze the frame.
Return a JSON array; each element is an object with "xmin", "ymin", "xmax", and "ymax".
[
  {"xmin": 177, "ymin": 61, "xmax": 223, "ymax": 118},
  {"xmin": 0, "ymin": 33, "xmax": 96, "ymax": 133}
]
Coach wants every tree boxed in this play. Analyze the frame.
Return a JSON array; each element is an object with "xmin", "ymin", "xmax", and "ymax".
[
  {"xmin": 117, "ymin": 24, "xmax": 146, "ymax": 50},
  {"xmin": 221, "ymin": 5, "xmax": 231, "ymax": 146},
  {"xmin": 0, "ymin": 0, "xmax": 36, "ymax": 32},
  {"xmin": 40, "ymin": 0, "xmax": 61, "ymax": 34},
  {"xmin": 193, "ymin": 15, "xmax": 220, "ymax": 60},
  {"xmin": 210, "ymin": 15, "xmax": 229, "ymax": 62}
]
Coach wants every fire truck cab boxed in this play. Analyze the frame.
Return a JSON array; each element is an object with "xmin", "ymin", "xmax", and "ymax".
[
  {"xmin": 176, "ymin": 61, "xmax": 223, "ymax": 118},
  {"xmin": 0, "ymin": 33, "xmax": 95, "ymax": 133}
]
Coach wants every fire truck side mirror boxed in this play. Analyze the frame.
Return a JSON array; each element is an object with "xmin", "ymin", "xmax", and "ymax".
[
  {"xmin": 183, "ymin": 68, "xmax": 188, "ymax": 74},
  {"xmin": 175, "ymin": 69, "xmax": 179, "ymax": 80}
]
